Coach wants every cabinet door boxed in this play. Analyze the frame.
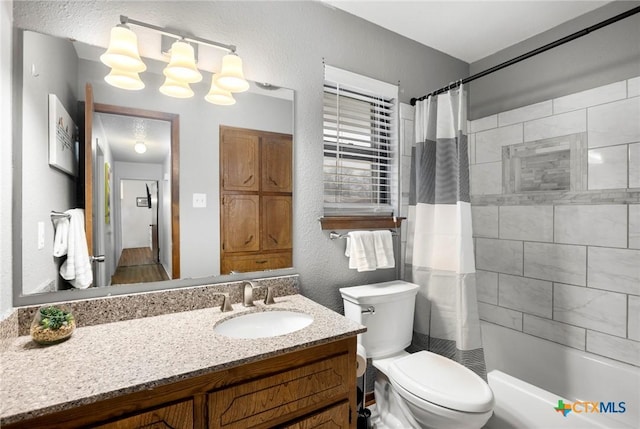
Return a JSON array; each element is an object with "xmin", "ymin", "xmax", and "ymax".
[
  {"xmin": 262, "ymin": 196, "xmax": 292, "ymax": 250},
  {"xmin": 221, "ymin": 195, "xmax": 260, "ymax": 253},
  {"xmin": 208, "ymin": 354, "xmax": 349, "ymax": 428},
  {"xmin": 221, "ymin": 129, "xmax": 259, "ymax": 192},
  {"xmin": 282, "ymin": 402, "xmax": 350, "ymax": 429},
  {"xmin": 93, "ymin": 400, "xmax": 193, "ymax": 429},
  {"xmin": 262, "ymin": 135, "xmax": 292, "ymax": 193}
]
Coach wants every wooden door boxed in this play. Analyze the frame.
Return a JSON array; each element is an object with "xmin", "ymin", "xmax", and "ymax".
[
  {"xmin": 221, "ymin": 194, "xmax": 260, "ymax": 253},
  {"xmin": 220, "ymin": 128, "xmax": 259, "ymax": 192},
  {"xmin": 262, "ymin": 196, "xmax": 292, "ymax": 251},
  {"xmin": 262, "ymin": 135, "xmax": 292, "ymax": 193}
]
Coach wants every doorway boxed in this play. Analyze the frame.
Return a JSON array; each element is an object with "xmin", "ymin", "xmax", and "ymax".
[
  {"xmin": 111, "ymin": 179, "xmax": 168, "ymax": 285},
  {"xmin": 85, "ymin": 90, "xmax": 180, "ymax": 285}
]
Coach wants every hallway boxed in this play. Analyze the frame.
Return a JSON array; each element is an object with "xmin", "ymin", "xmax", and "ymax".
[{"xmin": 111, "ymin": 247, "xmax": 169, "ymax": 285}]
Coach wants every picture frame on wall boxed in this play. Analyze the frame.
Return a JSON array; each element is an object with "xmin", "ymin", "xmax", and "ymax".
[
  {"xmin": 105, "ymin": 162, "xmax": 111, "ymax": 224},
  {"xmin": 48, "ymin": 94, "xmax": 78, "ymax": 176}
]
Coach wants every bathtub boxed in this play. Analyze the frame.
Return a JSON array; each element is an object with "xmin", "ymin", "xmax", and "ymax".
[{"xmin": 481, "ymin": 321, "xmax": 639, "ymax": 429}]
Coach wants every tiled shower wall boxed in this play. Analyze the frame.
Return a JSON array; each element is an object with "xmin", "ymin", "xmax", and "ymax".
[{"xmin": 469, "ymin": 76, "xmax": 640, "ymax": 367}]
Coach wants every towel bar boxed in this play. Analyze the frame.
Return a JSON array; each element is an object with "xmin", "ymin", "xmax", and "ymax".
[
  {"xmin": 329, "ymin": 230, "xmax": 398, "ymax": 240},
  {"xmin": 50, "ymin": 211, "xmax": 71, "ymax": 219}
]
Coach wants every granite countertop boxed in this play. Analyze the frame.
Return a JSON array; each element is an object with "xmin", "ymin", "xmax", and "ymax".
[{"xmin": 0, "ymin": 294, "xmax": 365, "ymax": 425}]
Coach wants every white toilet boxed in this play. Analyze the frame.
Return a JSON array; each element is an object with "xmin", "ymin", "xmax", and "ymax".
[{"xmin": 340, "ymin": 280, "xmax": 494, "ymax": 429}]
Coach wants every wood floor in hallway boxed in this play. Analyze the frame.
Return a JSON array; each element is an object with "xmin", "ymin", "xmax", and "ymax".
[{"xmin": 111, "ymin": 247, "xmax": 169, "ymax": 285}]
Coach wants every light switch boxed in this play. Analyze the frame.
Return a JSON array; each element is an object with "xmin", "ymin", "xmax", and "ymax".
[
  {"xmin": 193, "ymin": 193, "xmax": 207, "ymax": 208},
  {"xmin": 37, "ymin": 221, "xmax": 45, "ymax": 249}
]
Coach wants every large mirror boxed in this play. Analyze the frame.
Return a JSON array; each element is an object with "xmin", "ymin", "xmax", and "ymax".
[{"xmin": 16, "ymin": 29, "xmax": 294, "ymax": 302}]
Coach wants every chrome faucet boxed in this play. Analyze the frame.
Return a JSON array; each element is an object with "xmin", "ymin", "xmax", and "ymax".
[{"xmin": 243, "ymin": 281, "xmax": 276, "ymax": 307}]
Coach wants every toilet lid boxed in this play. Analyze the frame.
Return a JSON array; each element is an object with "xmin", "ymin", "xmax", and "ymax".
[{"xmin": 388, "ymin": 351, "xmax": 494, "ymax": 413}]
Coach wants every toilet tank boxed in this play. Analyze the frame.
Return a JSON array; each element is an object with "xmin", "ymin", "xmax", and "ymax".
[{"xmin": 340, "ymin": 280, "xmax": 419, "ymax": 359}]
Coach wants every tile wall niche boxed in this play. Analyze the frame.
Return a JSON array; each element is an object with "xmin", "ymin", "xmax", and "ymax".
[{"xmin": 469, "ymin": 76, "xmax": 640, "ymax": 367}]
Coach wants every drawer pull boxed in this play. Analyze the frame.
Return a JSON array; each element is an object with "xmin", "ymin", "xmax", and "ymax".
[
  {"xmin": 268, "ymin": 176, "xmax": 279, "ymax": 186},
  {"xmin": 269, "ymin": 234, "xmax": 278, "ymax": 244},
  {"xmin": 244, "ymin": 235, "xmax": 254, "ymax": 245},
  {"xmin": 256, "ymin": 260, "xmax": 268, "ymax": 264},
  {"xmin": 243, "ymin": 175, "xmax": 253, "ymax": 184}
]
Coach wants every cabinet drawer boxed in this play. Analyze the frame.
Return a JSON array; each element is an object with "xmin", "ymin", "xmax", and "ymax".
[
  {"xmin": 208, "ymin": 354, "xmax": 350, "ymax": 428},
  {"xmin": 94, "ymin": 400, "xmax": 193, "ymax": 429},
  {"xmin": 282, "ymin": 402, "xmax": 350, "ymax": 429},
  {"xmin": 221, "ymin": 252, "xmax": 292, "ymax": 274}
]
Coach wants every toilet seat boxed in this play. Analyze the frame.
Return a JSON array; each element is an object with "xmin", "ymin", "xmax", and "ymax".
[{"xmin": 387, "ymin": 351, "xmax": 494, "ymax": 413}]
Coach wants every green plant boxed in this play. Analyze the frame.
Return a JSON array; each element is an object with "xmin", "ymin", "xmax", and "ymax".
[{"xmin": 38, "ymin": 306, "xmax": 74, "ymax": 330}]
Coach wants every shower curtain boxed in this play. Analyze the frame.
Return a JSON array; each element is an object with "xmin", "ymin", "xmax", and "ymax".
[{"xmin": 405, "ymin": 84, "xmax": 486, "ymax": 379}]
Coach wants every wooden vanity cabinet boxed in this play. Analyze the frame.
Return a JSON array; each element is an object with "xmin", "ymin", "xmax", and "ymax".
[
  {"xmin": 94, "ymin": 400, "xmax": 195, "ymax": 429},
  {"xmin": 3, "ymin": 337, "xmax": 357, "ymax": 429},
  {"xmin": 220, "ymin": 126, "xmax": 293, "ymax": 274}
]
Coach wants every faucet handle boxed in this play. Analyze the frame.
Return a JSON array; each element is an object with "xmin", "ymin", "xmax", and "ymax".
[
  {"xmin": 264, "ymin": 286, "xmax": 275, "ymax": 305},
  {"xmin": 220, "ymin": 294, "xmax": 233, "ymax": 312}
]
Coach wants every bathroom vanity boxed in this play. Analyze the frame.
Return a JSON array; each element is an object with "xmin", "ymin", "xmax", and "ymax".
[{"xmin": 0, "ymin": 294, "xmax": 364, "ymax": 428}]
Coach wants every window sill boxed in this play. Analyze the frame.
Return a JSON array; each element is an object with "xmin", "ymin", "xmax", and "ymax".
[{"xmin": 319, "ymin": 216, "xmax": 404, "ymax": 230}]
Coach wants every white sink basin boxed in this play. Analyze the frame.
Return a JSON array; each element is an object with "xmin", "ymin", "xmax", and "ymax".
[{"xmin": 213, "ymin": 310, "xmax": 314, "ymax": 339}]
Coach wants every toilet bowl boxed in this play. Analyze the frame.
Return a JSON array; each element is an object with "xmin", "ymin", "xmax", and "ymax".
[
  {"xmin": 340, "ymin": 281, "xmax": 494, "ymax": 429},
  {"xmin": 375, "ymin": 350, "xmax": 494, "ymax": 429}
]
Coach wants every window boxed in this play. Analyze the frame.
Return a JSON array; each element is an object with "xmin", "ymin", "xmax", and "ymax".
[{"xmin": 323, "ymin": 65, "xmax": 398, "ymax": 215}]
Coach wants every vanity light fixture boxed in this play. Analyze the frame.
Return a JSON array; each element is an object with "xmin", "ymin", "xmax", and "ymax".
[
  {"xmin": 163, "ymin": 39, "xmax": 202, "ymax": 84},
  {"xmin": 101, "ymin": 15, "xmax": 249, "ymax": 103},
  {"xmin": 104, "ymin": 67, "xmax": 145, "ymax": 90},
  {"xmin": 214, "ymin": 53, "xmax": 250, "ymax": 93},
  {"xmin": 134, "ymin": 141, "xmax": 147, "ymax": 154},
  {"xmin": 100, "ymin": 24, "xmax": 147, "ymax": 73},
  {"xmin": 159, "ymin": 76, "xmax": 195, "ymax": 98},
  {"xmin": 205, "ymin": 74, "xmax": 236, "ymax": 105}
]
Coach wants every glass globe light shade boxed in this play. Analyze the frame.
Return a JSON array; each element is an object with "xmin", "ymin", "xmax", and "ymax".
[
  {"xmin": 104, "ymin": 68, "xmax": 145, "ymax": 90},
  {"xmin": 134, "ymin": 142, "xmax": 147, "ymax": 154},
  {"xmin": 214, "ymin": 53, "xmax": 249, "ymax": 93},
  {"xmin": 100, "ymin": 25, "xmax": 147, "ymax": 73},
  {"xmin": 163, "ymin": 40, "xmax": 202, "ymax": 84},
  {"xmin": 205, "ymin": 75, "xmax": 236, "ymax": 105},
  {"xmin": 159, "ymin": 76, "xmax": 195, "ymax": 98}
]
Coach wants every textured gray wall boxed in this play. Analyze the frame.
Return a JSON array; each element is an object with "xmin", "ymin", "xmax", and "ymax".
[
  {"xmin": 469, "ymin": 1, "xmax": 640, "ymax": 120},
  {"xmin": 20, "ymin": 31, "xmax": 78, "ymax": 295},
  {"xmin": 10, "ymin": 1, "xmax": 469, "ymax": 312}
]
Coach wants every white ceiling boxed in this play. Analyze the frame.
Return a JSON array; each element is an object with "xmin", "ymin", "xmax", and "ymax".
[
  {"xmin": 323, "ymin": 1, "xmax": 611, "ymax": 63},
  {"xmin": 94, "ymin": 113, "xmax": 171, "ymax": 164}
]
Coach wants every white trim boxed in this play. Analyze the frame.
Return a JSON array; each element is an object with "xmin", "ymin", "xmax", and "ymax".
[{"xmin": 325, "ymin": 65, "xmax": 398, "ymax": 100}]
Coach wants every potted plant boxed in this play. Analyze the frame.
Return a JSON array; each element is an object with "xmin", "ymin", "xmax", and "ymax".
[{"xmin": 30, "ymin": 306, "xmax": 76, "ymax": 345}]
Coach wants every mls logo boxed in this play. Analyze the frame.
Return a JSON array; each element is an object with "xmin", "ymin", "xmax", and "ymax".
[{"xmin": 554, "ymin": 400, "xmax": 572, "ymax": 417}]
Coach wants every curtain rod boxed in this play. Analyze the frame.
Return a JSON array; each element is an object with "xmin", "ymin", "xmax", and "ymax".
[{"xmin": 410, "ymin": 5, "xmax": 640, "ymax": 106}]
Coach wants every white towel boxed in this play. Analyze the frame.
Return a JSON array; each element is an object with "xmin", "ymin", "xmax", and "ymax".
[
  {"xmin": 59, "ymin": 208, "xmax": 93, "ymax": 289},
  {"xmin": 373, "ymin": 230, "xmax": 395, "ymax": 269},
  {"xmin": 345, "ymin": 231, "xmax": 377, "ymax": 272},
  {"xmin": 52, "ymin": 216, "xmax": 69, "ymax": 257}
]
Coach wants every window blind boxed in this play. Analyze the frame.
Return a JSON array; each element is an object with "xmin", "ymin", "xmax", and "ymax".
[{"xmin": 323, "ymin": 66, "xmax": 397, "ymax": 215}]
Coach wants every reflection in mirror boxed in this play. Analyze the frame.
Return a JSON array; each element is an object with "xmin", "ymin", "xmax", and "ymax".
[
  {"xmin": 17, "ymin": 29, "xmax": 294, "ymax": 300},
  {"xmin": 88, "ymin": 105, "xmax": 179, "ymax": 288}
]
